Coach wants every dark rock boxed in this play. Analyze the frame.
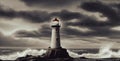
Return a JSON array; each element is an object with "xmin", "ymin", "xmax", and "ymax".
[
  {"xmin": 80, "ymin": 57, "xmax": 87, "ymax": 59},
  {"xmin": 15, "ymin": 55, "xmax": 73, "ymax": 61}
]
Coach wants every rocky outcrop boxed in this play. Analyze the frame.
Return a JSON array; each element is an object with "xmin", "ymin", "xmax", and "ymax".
[
  {"xmin": 44, "ymin": 48, "xmax": 71, "ymax": 59},
  {"xmin": 15, "ymin": 55, "xmax": 73, "ymax": 61}
]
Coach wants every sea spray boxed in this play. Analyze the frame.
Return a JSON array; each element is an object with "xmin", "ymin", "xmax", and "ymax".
[
  {"xmin": 67, "ymin": 50, "xmax": 81, "ymax": 58},
  {"xmin": 0, "ymin": 48, "xmax": 80, "ymax": 60},
  {"xmin": 98, "ymin": 43, "xmax": 114, "ymax": 58},
  {"xmin": 0, "ymin": 48, "xmax": 46, "ymax": 60},
  {"xmin": 80, "ymin": 43, "xmax": 120, "ymax": 58}
]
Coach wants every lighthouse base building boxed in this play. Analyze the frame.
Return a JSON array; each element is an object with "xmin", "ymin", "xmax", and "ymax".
[
  {"xmin": 44, "ymin": 18, "xmax": 70, "ymax": 59},
  {"xmin": 45, "ymin": 48, "xmax": 70, "ymax": 58}
]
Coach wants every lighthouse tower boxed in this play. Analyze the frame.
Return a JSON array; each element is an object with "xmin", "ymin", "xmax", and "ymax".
[
  {"xmin": 50, "ymin": 18, "xmax": 61, "ymax": 48},
  {"xmin": 44, "ymin": 18, "xmax": 70, "ymax": 59}
]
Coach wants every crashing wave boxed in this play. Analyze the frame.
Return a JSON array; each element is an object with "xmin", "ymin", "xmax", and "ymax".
[
  {"xmin": 80, "ymin": 43, "xmax": 120, "ymax": 58},
  {"xmin": 67, "ymin": 50, "xmax": 81, "ymax": 58},
  {"xmin": 0, "ymin": 48, "xmax": 46, "ymax": 60},
  {"xmin": 0, "ymin": 48, "xmax": 80, "ymax": 60}
]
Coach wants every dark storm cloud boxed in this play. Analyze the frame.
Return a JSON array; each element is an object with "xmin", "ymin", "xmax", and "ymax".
[
  {"xmin": 21, "ymin": 0, "xmax": 80, "ymax": 8},
  {"xmin": 63, "ymin": 26, "xmax": 106, "ymax": 37},
  {"xmin": 111, "ymin": 3, "xmax": 120, "ymax": 14},
  {"xmin": 18, "ymin": 11, "xmax": 51, "ymax": 23},
  {"xmin": 1, "ymin": 1, "xmax": 120, "ymax": 38},
  {"xmin": 14, "ymin": 30, "xmax": 39, "ymax": 37},
  {"xmin": 38, "ymin": 26, "xmax": 51, "ymax": 37},
  {"xmin": 0, "ymin": 6, "xmax": 51, "ymax": 23},
  {"xmin": 0, "ymin": 32, "xmax": 31, "ymax": 47},
  {"xmin": 112, "ymin": 3, "xmax": 120, "ymax": 9},
  {"xmin": 14, "ymin": 25, "xmax": 51, "ymax": 37},
  {"xmin": 116, "ymin": 4, "xmax": 120, "ymax": 9},
  {"xmin": 0, "ymin": 5, "xmax": 84, "ymax": 23},
  {"xmin": 80, "ymin": 2, "xmax": 120, "ymax": 26},
  {"xmin": 66, "ymin": 17, "xmax": 109, "ymax": 27},
  {"xmin": 62, "ymin": 25, "xmax": 120, "ymax": 37},
  {"xmin": 51, "ymin": 10, "xmax": 83, "ymax": 20},
  {"xmin": 0, "ymin": 8, "xmax": 16, "ymax": 18},
  {"xmin": 62, "ymin": 1, "xmax": 120, "ymax": 37}
]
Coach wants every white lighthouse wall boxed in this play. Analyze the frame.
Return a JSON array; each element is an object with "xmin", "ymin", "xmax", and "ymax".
[{"xmin": 50, "ymin": 27, "xmax": 61, "ymax": 48}]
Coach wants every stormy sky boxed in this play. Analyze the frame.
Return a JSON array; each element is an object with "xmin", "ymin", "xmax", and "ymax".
[{"xmin": 0, "ymin": 0, "xmax": 120, "ymax": 48}]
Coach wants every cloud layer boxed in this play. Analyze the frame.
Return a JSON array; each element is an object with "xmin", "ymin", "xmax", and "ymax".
[
  {"xmin": 0, "ymin": 0, "xmax": 120, "ymax": 48},
  {"xmin": 21, "ymin": 0, "xmax": 80, "ymax": 8}
]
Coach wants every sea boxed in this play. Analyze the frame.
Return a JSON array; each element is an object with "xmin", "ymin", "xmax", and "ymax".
[
  {"xmin": 0, "ymin": 44, "xmax": 120, "ymax": 60},
  {"xmin": 0, "ymin": 48, "xmax": 119, "ymax": 60}
]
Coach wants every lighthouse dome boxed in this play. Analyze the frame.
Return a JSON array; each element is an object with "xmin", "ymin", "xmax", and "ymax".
[{"xmin": 51, "ymin": 18, "xmax": 60, "ymax": 27}]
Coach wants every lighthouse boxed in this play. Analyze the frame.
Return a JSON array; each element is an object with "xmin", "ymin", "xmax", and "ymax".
[
  {"xmin": 44, "ymin": 18, "xmax": 70, "ymax": 59},
  {"xmin": 50, "ymin": 18, "xmax": 61, "ymax": 48}
]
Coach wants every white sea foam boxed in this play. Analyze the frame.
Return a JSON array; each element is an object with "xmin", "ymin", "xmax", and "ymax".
[
  {"xmin": 80, "ymin": 43, "xmax": 120, "ymax": 58},
  {"xmin": 0, "ymin": 48, "xmax": 46, "ymax": 60},
  {"xmin": 67, "ymin": 50, "xmax": 81, "ymax": 58}
]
